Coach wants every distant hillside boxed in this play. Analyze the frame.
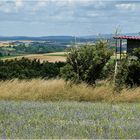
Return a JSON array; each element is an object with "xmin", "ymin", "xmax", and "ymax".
[
  {"xmin": 0, "ymin": 36, "xmax": 96, "ymax": 42},
  {"xmin": 81, "ymin": 33, "xmax": 139, "ymax": 39},
  {"xmin": 0, "ymin": 36, "xmax": 77, "ymax": 41},
  {"xmin": 0, "ymin": 33, "xmax": 138, "ymax": 41}
]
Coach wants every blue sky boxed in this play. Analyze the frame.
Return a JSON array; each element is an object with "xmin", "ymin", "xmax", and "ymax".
[{"xmin": 0, "ymin": 0, "xmax": 140, "ymax": 36}]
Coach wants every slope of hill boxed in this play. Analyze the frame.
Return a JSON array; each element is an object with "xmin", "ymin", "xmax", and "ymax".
[{"xmin": 0, "ymin": 33, "xmax": 138, "ymax": 41}]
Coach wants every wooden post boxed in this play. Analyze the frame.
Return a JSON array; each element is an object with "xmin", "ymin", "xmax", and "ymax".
[
  {"xmin": 120, "ymin": 39, "xmax": 122, "ymax": 60},
  {"xmin": 115, "ymin": 39, "xmax": 117, "ymax": 60},
  {"xmin": 114, "ymin": 39, "xmax": 118, "ymax": 82}
]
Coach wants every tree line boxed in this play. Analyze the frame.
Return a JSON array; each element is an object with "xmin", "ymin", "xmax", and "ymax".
[
  {"xmin": 0, "ymin": 42, "xmax": 67, "ymax": 57},
  {"xmin": 0, "ymin": 58, "xmax": 65, "ymax": 80}
]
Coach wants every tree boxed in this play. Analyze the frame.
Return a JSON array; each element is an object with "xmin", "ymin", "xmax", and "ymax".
[
  {"xmin": 0, "ymin": 58, "xmax": 66, "ymax": 80},
  {"xmin": 61, "ymin": 41, "xmax": 112, "ymax": 85}
]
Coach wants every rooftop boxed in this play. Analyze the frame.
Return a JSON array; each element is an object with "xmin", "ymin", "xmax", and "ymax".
[{"xmin": 113, "ymin": 36, "xmax": 140, "ymax": 40}]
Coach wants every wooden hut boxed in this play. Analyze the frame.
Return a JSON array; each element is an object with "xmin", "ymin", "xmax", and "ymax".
[{"xmin": 113, "ymin": 36, "xmax": 140, "ymax": 59}]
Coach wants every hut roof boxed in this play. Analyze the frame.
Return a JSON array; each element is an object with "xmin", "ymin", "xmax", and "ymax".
[{"xmin": 113, "ymin": 36, "xmax": 140, "ymax": 40}]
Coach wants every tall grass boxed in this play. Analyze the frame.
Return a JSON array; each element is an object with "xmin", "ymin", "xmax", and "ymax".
[{"xmin": 0, "ymin": 79, "xmax": 139, "ymax": 102}]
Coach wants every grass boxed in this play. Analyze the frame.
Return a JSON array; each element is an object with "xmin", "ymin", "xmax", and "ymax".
[
  {"xmin": 0, "ymin": 101, "xmax": 140, "ymax": 139},
  {"xmin": 0, "ymin": 79, "xmax": 140, "ymax": 102},
  {"xmin": 0, "ymin": 55, "xmax": 22, "ymax": 59},
  {"xmin": 0, "ymin": 79, "xmax": 140, "ymax": 139}
]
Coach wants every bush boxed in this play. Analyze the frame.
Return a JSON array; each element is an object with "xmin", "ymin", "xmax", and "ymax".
[
  {"xmin": 101, "ymin": 58, "xmax": 115, "ymax": 80},
  {"xmin": 0, "ymin": 52, "xmax": 3, "ymax": 57},
  {"xmin": 115, "ymin": 48, "xmax": 140, "ymax": 88},
  {"xmin": 132, "ymin": 48, "xmax": 140, "ymax": 60},
  {"xmin": 61, "ymin": 41, "xmax": 112, "ymax": 85}
]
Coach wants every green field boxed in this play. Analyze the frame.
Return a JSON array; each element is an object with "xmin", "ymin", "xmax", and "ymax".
[
  {"xmin": 0, "ymin": 55, "xmax": 21, "ymax": 59},
  {"xmin": 0, "ymin": 101, "xmax": 140, "ymax": 139}
]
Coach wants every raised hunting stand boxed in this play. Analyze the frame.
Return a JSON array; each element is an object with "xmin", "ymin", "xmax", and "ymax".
[
  {"xmin": 113, "ymin": 36, "xmax": 140, "ymax": 57},
  {"xmin": 113, "ymin": 35, "xmax": 140, "ymax": 79}
]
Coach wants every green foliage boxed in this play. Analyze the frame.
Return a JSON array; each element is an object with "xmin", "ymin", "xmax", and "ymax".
[
  {"xmin": 132, "ymin": 48, "xmax": 140, "ymax": 60},
  {"xmin": 115, "ymin": 48, "xmax": 140, "ymax": 88},
  {"xmin": 0, "ymin": 58, "xmax": 66, "ymax": 80},
  {"xmin": 101, "ymin": 58, "xmax": 115, "ymax": 80},
  {"xmin": 61, "ymin": 41, "xmax": 112, "ymax": 84},
  {"xmin": 0, "ymin": 52, "xmax": 3, "ymax": 57},
  {"xmin": 13, "ymin": 42, "xmax": 66, "ymax": 54},
  {"xmin": 0, "ymin": 42, "xmax": 67, "ymax": 57}
]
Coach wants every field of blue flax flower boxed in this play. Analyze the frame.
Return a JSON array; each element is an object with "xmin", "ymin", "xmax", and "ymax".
[{"xmin": 0, "ymin": 101, "xmax": 140, "ymax": 139}]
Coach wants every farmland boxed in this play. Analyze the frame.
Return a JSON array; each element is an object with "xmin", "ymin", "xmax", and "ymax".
[
  {"xmin": 0, "ymin": 52, "xmax": 66, "ymax": 62},
  {"xmin": 0, "ymin": 100, "xmax": 140, "ymax": 139},
  {"xmin": 0, "ymin": 38, "xmax": 139, "ymax": 139},
  {"xmin": 1, "ymin": 0, "xmax": 140, "ymax": 139}
]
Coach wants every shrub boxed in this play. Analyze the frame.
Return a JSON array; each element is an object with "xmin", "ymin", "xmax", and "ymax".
[
  {"xmin": 101, "ymin": 58, "xmax": 115, "ymax": 80},
  {"xmin": 0, "ymin": 52, "xmax": 3, "ymax": 57},
  {"xmin": 132, "ymin": 48, "xmax": 140, "ymax": 60},
  {"xmin": 61, "ymin": 41, "xmax": 112, "ymax": 85},
  {"xmin": 115, "ymin": 48, "xmax": 140, "ymax": 88}
]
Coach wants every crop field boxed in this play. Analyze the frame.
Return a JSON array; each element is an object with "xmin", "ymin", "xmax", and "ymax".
[
  {"xmin": 0, "ymin": 51, "xmax": 126, "ymax": 62},
  {"xmin": 0, "ymin": 101, "xmax": 140, "ymax": 139},
  {"xmin": 0, "ymin": 52, "xmax": 66, "ymax": 62},
  {"xmin": 21, "ymin": 53, "xmax": 66, "ymax": 63}
]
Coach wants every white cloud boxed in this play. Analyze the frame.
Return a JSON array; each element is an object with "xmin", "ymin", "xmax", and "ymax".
[
  {"xmin": 0, "ymin": 0, "xmax": 24, "ymax": 13},
  {"xmin": 87, "ymin": 12, "xmax": 99, "ymax": 17},
  {"xmin": 0, "ymin": 1, "xmax": 13, "ymax": 13},
  {"xmin": 116, "ymin": 3, "xmax": 136, "ymax": 10},
  {"xmin": 15, "ymin": 0, "xmax": 23, "ymax": 8},
  {"xmin": 32, "ymin": 0, "xmax": 47, "ymax": 12},
  {"xmin": 2, "ymin": 8, "xmax": 11, "ymax": 13}
]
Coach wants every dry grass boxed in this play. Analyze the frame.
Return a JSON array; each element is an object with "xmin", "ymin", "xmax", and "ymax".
[{"xmin": 0, "ymin": 79, "xmax": 139, "ymax": 102}]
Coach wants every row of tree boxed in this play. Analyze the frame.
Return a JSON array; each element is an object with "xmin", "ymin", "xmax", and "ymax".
[
  {"xmin": 0, "ymin": 58, "xmax": 65, "ymax": 80},
  {"xmin": 13, "ymin": 43, "xmax": 66, "ymax": 54}
]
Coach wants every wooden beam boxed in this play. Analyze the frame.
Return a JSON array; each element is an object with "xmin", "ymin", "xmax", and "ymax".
[
  {"xmin": 115, "ymin": 39, "xmax": 117, "ymax": 60},
  {"xmin": 120, "ymin": 39, "xmax": 122, "ymax": 60}
]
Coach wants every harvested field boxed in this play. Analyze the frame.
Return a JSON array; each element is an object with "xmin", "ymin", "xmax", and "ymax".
[{"xmin": 1, "ymin": 52, "xmax": 66, "ymax": 62}]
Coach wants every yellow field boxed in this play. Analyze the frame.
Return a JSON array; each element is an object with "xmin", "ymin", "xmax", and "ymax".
[
  {"xmin": 1, "ymin": 51, "xmax": 127, "ymax": 62},
  {"xmin": 0, "ymin": 40, "xmax": 33, "ymax": 47},
  {"xmin": 0, "ymin": 42, "xmax": 11, "ymax": 47},
  {"xmin": 0, "ymin": 79, "xmax": 139, "ymax": 102},
  {"xmin": 1, "ymin": 52, "xmax": 66, "ymax": 62}
]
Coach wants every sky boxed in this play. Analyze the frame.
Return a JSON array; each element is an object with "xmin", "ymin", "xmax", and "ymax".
[{"xmin": 0, "ymin": 0, "xmax": 140, "ymax": 36}]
